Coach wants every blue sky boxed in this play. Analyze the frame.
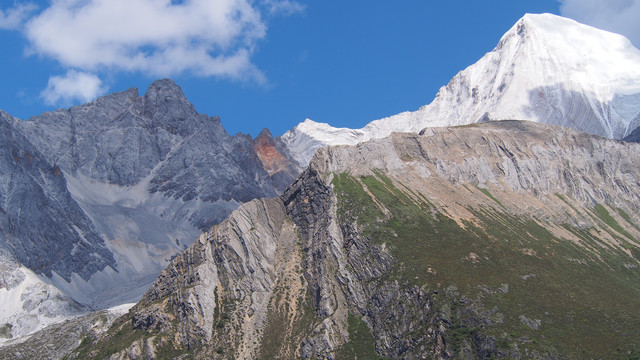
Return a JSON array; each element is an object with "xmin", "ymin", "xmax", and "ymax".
[{"xmin": 1, "ymin": 0, "xmax": 639, "ymax": 137}]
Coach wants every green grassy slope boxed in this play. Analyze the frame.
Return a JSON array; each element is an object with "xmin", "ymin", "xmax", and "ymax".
[{"xmin": 333, "ymin": 172, "xmax": 640, "ymax": 359}]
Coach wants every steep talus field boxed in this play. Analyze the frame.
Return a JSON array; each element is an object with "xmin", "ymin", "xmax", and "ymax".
[{"xmin": 66, "ymin": 121, "xmax": 640, "ymax": 359}]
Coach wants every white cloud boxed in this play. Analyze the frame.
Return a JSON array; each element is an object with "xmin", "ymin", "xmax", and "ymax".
[
  {"xmin": 559, "ymin": 0, "xmax": 640, "ymax": 46},
  {"xmin": 0, "ymin": 3, "xmax": 37, "ymax": 30},
  {"xmin": 23, "ymin": 0, "xmax": 271, "ymax": 81},
  {"xmin": 41, "ymin": 70, "xmax": 106, "ymax": 106},
  {"xmin": 263, "ymin": 0, "xmax": 305, "ymax": 16},
  {"xmin": 0, "ymin": 0, "xmax": 302, "ymax": 105}
]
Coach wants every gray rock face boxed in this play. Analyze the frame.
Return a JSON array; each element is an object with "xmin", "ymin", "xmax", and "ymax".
[
  {"xmin": 7, "ymin": 78, "xmax": 298, "ymax": 275},
  {"xmin": 0, "ymin": 111, "xmax": 114, "ymax": 281},
  {"xmin": 148, "ymin": 129, "xmax": 273, "ymax": 205},
  {"xmin": 15, "ymin": 79, "xmax": 280, "ymax": 208},
  {"xmin": 16, "ymin": 87, "xmax": 155, "ymax": 186},
  {"xmin": 0, "ymin": 79, "xmax": 302, "ymax": 342}
]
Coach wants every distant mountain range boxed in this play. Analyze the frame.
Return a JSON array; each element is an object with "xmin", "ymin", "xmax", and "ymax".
[{"xmin": 1, "ymin": 12, "xmax": 640, "ymax": 357}]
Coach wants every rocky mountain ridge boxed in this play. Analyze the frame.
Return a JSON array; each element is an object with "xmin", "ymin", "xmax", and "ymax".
[
  {"xmin": 69, "ymin": 120, "xmax": 640, "ymax": 359},
  {"xmin": 0, "ymin": 79, "xmax": 300, "ymax": 342}
]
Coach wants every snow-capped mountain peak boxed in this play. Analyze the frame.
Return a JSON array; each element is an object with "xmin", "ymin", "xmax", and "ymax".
[
  {"xmin": 282, "ymin": 13, "xmax": 640, "ymax": 166},
  {"xmin": 507, "ymin": 13, "xmax": 640, "ymax": 102}
]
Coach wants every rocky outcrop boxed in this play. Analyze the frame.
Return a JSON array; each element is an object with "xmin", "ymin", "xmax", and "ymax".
[
  {"xmin": 252, "ymin": 128, "xmax": 301, "ymax": 193},
  {"xmin": 69, "ymin": 198, "xmax": 308, "ymax": 359},
  {"xmin": 283, "ymin": 168, "xmax": 451, "ymax": 358}
]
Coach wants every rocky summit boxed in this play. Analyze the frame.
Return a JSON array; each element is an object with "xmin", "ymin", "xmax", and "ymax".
[
  {"xmin": 0, "ymin": 79, "xmax": 300, "ymax": 341},
  {"xmin": 65, "ymin": 121, "xmax": 640, "ymax": 359}
]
